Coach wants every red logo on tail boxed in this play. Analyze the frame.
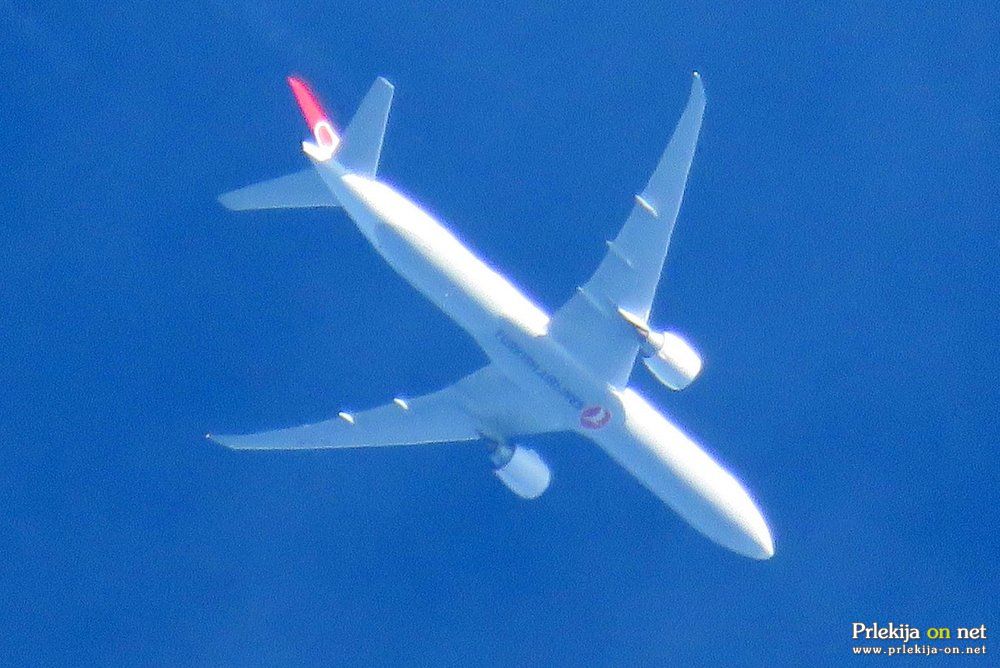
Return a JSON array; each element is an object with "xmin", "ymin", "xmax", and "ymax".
[
  {"xmin": 287, "ymin": 76, "xmax": 328, "ymax": 128},
  {"xmin": 288, "ymin": 76, "xmax": 338, "ymax": 150}
]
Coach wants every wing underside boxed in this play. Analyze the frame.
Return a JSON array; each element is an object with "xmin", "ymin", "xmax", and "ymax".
[
  {"xmin": 548, "ymin": 73, "xmax": 706, "ymax": 387},
  {"xmin": 209, "ymin": 363, "xmax": 561, "ymax": 450}
]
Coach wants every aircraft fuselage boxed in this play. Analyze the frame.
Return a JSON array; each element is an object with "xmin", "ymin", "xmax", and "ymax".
[{"xmin": 318, "ymin": 165, "xmax": 774, "ymax": 560}]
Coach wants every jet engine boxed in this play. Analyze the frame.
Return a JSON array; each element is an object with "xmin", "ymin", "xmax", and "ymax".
[
  {"xmin": 490, "ymin": 443, "xmax": 551, "ymax": 500},
  {"xmin": 641, "ymin": 330, "xmax": 703, "ymax": 391}
]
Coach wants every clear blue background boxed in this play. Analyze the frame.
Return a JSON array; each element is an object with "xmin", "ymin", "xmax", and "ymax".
[{"xmin": 2, "ymin": 2, "xmax": 997, "ymax": 665}]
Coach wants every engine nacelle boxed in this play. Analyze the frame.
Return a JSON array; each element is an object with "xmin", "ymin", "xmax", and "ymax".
[
  {"xmin": 642, "ymin": 331, "xmax": 703, "ymax": 391},
  {"xmin": 490, "ymin": 444, "xmax": 551, "ymax": 500}
]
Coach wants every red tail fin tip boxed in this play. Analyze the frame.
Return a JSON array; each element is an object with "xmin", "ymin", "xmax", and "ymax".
[{"xmin": 287, "ymin": 76, "xmax": 338, "ymax": 151}]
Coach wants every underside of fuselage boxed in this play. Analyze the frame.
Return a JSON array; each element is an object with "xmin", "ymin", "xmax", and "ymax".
[
  {"xmin": 326, "ymin": 172, "xmax": 774, "ymax": 559},
  {"xmin": 212, "ymin": 73, "xmax": 775, "ymax": 560}
]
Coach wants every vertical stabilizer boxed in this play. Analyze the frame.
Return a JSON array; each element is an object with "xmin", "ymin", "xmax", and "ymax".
[{"xmin": 288, "ymin": 76, "xmax": 340, "ymax": 162}]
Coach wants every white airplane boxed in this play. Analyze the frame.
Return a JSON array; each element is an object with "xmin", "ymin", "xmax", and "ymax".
[{"xmin": 210, "ymin": 73, "xmax": 774, "ymax": 560}]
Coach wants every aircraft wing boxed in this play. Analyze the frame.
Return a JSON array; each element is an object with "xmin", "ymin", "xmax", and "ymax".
[
  {"xmin": 208, "ymin": 363, "xmax": 559, "ymax": 450},
  {"xmin": 548, "ymin": 73, "xmax": 705, "ymax": 387}
]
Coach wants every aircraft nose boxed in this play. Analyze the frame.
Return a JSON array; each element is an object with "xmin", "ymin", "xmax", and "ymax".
[
  {"xmin": 733, "ymin": 499, "xmax": 775, "ymax": 560},
  {"xmin": 684, "ymin": 485, "xmax": 776, "ymax": 560},
  {"xmin": 697, "ymin": 477, "xmax": 776, "ymax": 560},
  {"xmin": 746, "ymin": 520, "xmax": 775, "ymax": 560}
]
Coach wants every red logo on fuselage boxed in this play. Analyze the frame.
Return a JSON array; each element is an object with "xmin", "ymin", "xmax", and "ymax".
[{"xmin": 580, "ymin": 405, "xmax": 611, "ymax": 429}]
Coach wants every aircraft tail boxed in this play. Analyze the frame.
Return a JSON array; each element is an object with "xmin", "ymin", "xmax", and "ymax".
[
  {"xmin": 218, "ymin": 76, "xmax": 394, "ymax": 211},
  {"xmin": 289, "ymin": 75, "xmax": 393, "ymax": 176},
  {"xmin": 288, "ymin": 76, "xmax": 342, "ymax": 162}
]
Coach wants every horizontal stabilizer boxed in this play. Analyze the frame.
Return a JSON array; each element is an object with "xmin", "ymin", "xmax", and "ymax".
[
  {"xmin": 337, "ymin": 78, "xmax": 394, "ymax": 177},
  {"xmin": 218, "ymin": 169, "xmax": 339, "ymax": 211}
]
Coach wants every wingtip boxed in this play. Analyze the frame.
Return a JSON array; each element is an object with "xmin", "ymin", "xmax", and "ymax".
[
  {"xmin": 217, "ymin": 192, "xmax": 237, "ymax": 211},
  {"xmin": 689, "ymin": 70, "xmax": 706, "ymax": 103},
  {"xmin": 207, "ymin": 432, "xmax": 245, "ymax": 450}
]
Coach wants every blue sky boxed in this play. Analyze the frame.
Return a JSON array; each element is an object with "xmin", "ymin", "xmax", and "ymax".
[{"xmin": 2, "ymin": 2, "xmax": 997, "ymax": 665}]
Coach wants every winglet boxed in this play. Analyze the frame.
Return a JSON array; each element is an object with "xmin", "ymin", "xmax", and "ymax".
[{"xmin": 288, "ymin": 76, "xmax": 339, "ymax": 161}]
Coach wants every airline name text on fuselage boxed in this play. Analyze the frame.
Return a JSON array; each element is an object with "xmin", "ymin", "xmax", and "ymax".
[{"xmin": 494, "ymin": 329, "xmax": 586, "ymax": 411}]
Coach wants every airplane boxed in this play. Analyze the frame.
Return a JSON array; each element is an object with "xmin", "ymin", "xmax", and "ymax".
[{"xmin": 209, "ymin": 72, "xmax": 775, "ymax": 560}]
